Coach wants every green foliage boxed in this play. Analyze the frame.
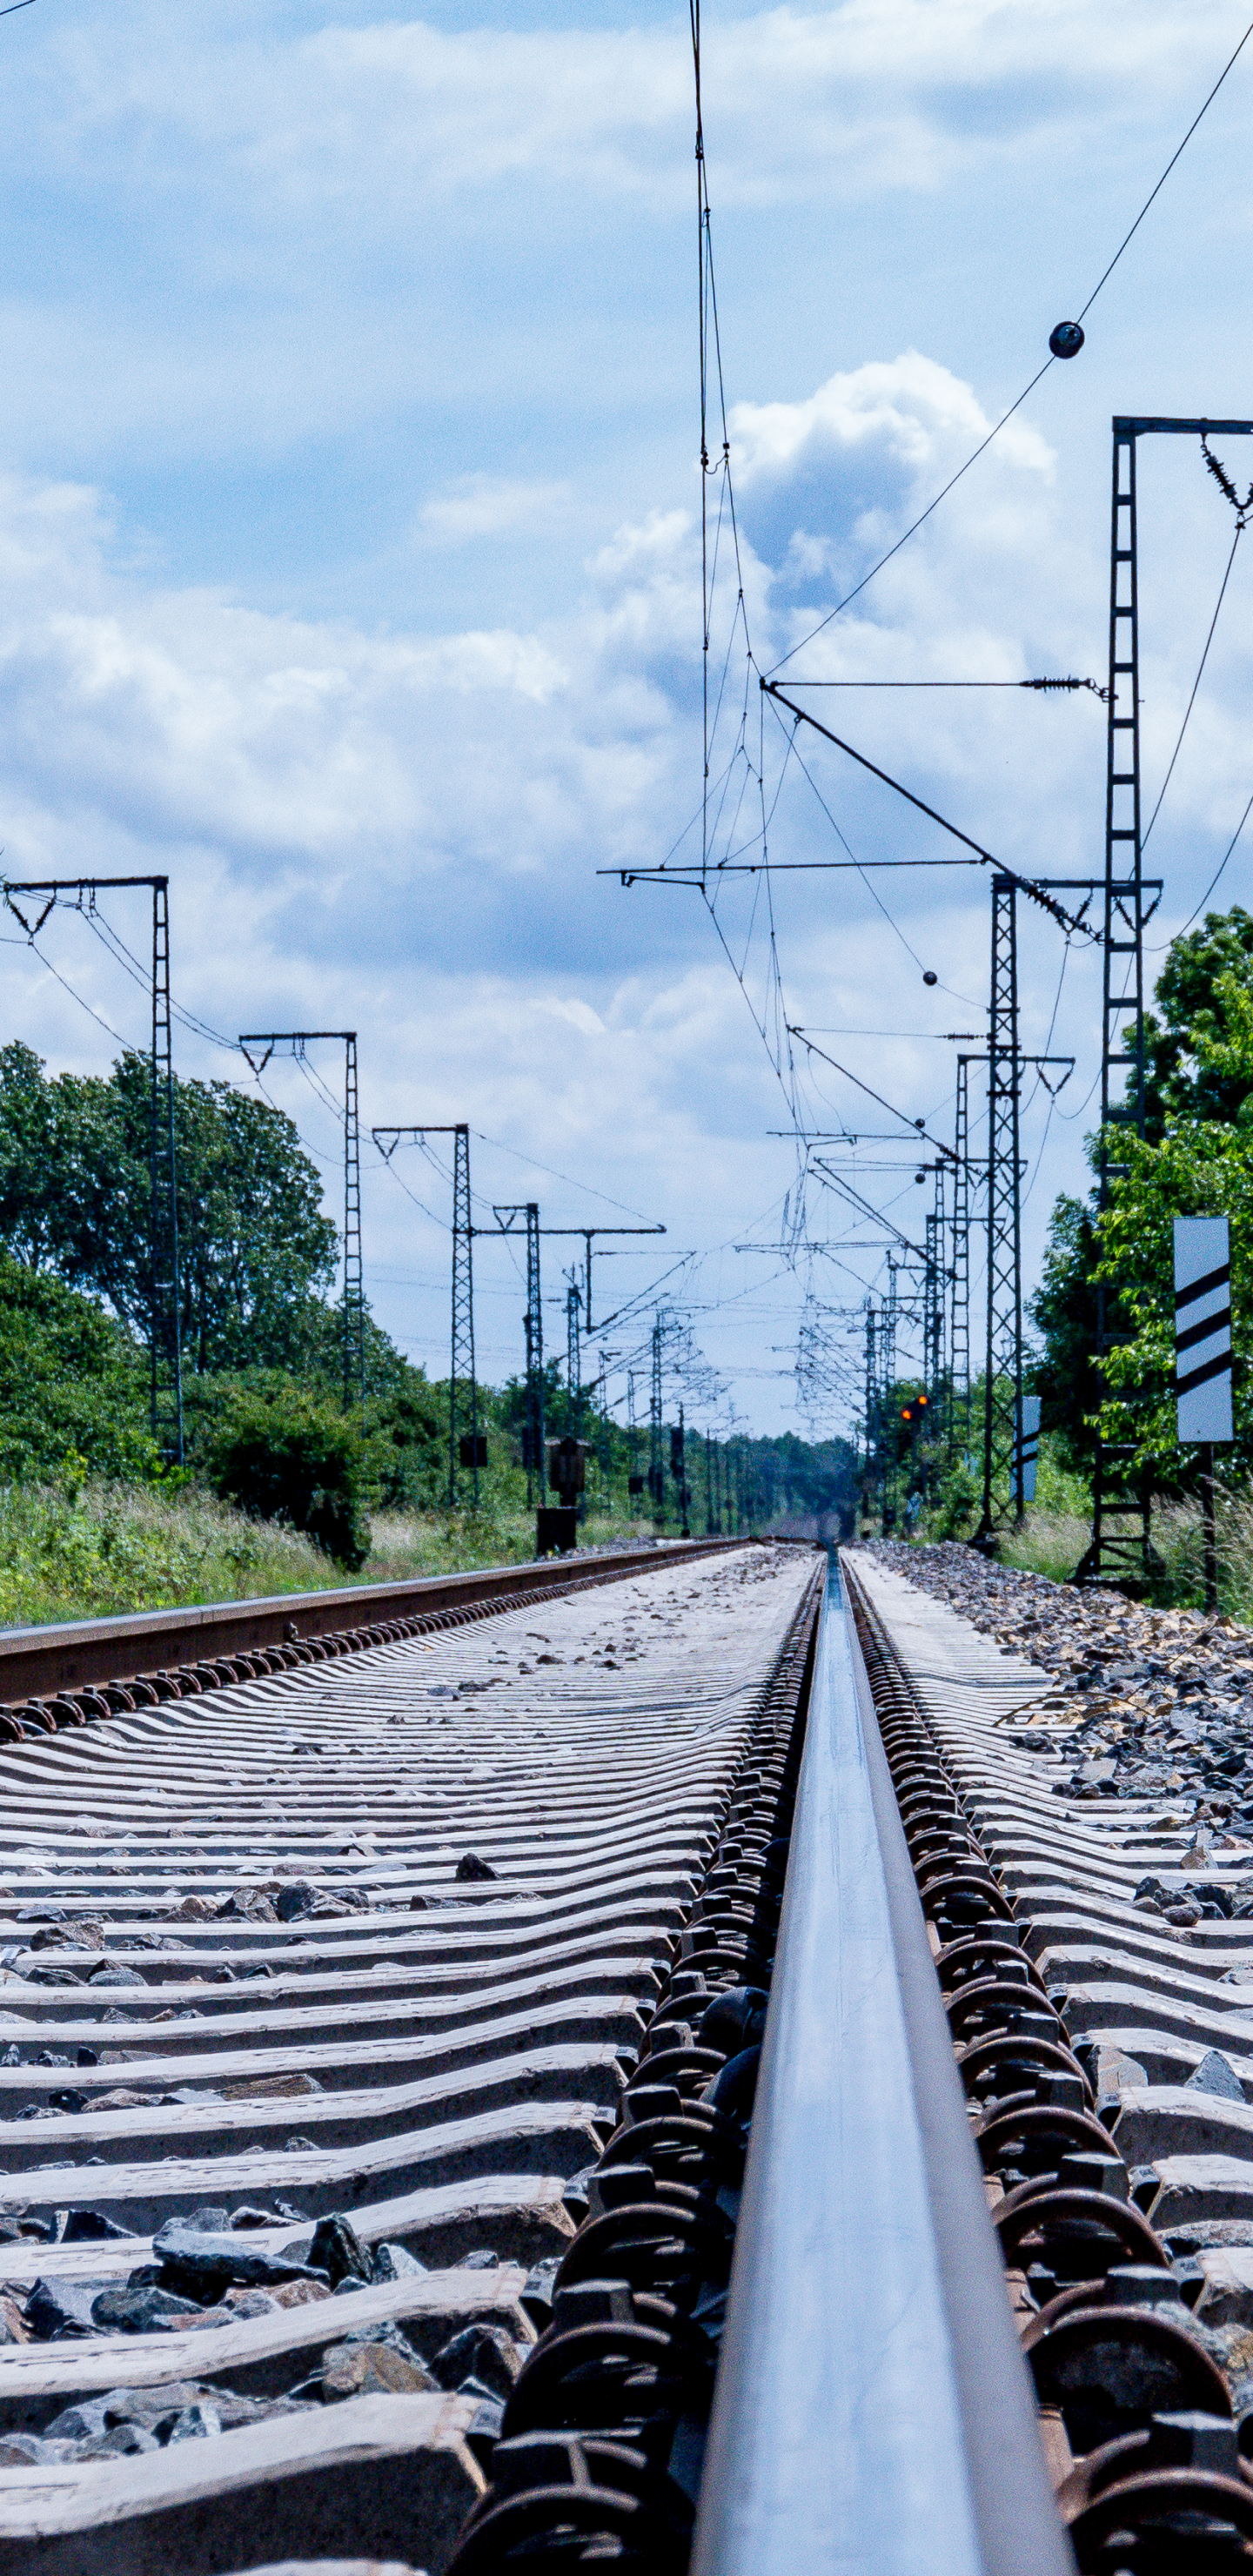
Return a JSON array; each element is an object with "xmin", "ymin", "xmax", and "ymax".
[
  {"xmin": 1096, "ymin": 1076, "xmax": 1253, "ymax": 1481},
  {"xmin": 365, "ymin": 1377, "xmax": 446, "ymax": 1507},
  {"xmin": 205, "ymin": 1383, "xmax": 372, "ymax": 1571},
  {"xmin": 0, "ymin": 1043, "xmax": 337, "ymax": 1371},
  {"xmin": 1031, "ymin": 1195, "xmax": 1104, "ymax": 1472},
  {"xmin": 1036, "ymin": 909, "xmax": 1253, "ymax": 1476},
  {"xmin": 0, "ymin": 1248, "xmax": 157, "ymax": 1482},
  {"xmin": 1141, "ymin": 908, "xmax": 1253, "ymax": 1138}
]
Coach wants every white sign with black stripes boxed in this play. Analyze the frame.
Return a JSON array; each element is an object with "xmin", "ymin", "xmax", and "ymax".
[
  {"xmin": 1017, "ymin": 1395, "xmax": 1042, "ymax": 1504},
  {"xmin": 1174, "ymin": 1216, "xmax": 1233, "ymax": 1445}
]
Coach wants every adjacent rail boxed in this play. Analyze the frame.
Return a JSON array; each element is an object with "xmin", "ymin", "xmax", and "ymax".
[
  {"xmin": 0, "ymin": 1537, "xmax": 741, "ymax": 1708},
  {"xmin": 0, "ymin": 1538, "xmax": 821, "ymax": 2573}
]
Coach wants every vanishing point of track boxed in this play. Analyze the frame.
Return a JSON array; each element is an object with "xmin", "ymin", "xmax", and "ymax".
[{"xmin": 0, "ymin": 1537, "xmax": 1250, "ymax": 2573}]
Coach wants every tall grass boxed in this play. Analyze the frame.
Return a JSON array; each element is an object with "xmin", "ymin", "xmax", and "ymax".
[
  {"xmin": 962, "ymin": 1477, "xmax": 1253, "ymax": 1621},
  {"xmin": 0, "ymin": 1479, "xmax": 660, "ymax": 1630}
]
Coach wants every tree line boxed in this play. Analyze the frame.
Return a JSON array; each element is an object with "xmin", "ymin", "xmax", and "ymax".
[{"xmin": 1035, "ymin": 905, "xmax": 1253, "ymax": 1487}]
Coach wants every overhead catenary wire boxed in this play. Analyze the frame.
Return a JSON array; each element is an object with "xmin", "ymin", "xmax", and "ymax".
[
  {"xmin": 767, "ymin": 16, "xmax": 1253, "ymax": 679},
  {"xmin": 1143, "ymin": 523, "xmax": 1243, "ymax": 848},
  {"xmin": 1169, "ymin": 784, "xmax": 1253, "ymax": 941}
]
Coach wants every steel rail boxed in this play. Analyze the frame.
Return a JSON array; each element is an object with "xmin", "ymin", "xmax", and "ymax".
[
  {"xmin": 693, "ymin": 1561, "xmax": 1073, "ymax": 2576},
  {"xmin": 0, "ymin": 1541, "xmax": 824, "ymax": 2571},
  {"xmin": 0, "ymin": 1538, "xmax": 743, "ymax": 1707}
]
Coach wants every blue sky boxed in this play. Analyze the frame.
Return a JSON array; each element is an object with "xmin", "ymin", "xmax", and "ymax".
[{"xmin": 0, "ymin": 0, "xmax": 1251, "ymax": 1434}]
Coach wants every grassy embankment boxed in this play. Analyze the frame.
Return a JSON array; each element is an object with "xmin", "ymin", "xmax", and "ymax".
[
  {"xmin": 0, "ymin": 1472, "xmax": 658, "ymax": 1631},
  {"xmin": 929, "ymin": 1440, "xmax": 1253, "ymax": 1618}
]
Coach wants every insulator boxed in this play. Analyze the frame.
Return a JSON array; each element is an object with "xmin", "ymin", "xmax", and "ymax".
[
  {"xmin": 1049, "ymin": 321, "xmax": 1084, "ymax": 360},
  {"xmin": 923, "ymin": 969, "xmax": 938, "ymax": 986}
]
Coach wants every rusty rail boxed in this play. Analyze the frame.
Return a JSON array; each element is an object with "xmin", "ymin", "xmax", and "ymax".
[{"xmin": 0, "ymin": 1537, "xmax": 747, "ymax": 1723}]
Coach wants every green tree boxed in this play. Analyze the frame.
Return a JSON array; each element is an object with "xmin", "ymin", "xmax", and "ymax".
[
  {"xmin": 1031, "ymin": 1195, "xmax": 1104, "ymax": 1473},
  {"xmin": 1142, "ymin": 907, "xmax": 1253, "ymax": 1139},
  {"xmin": 1035, "ymin": 907, "xmax": 1253, "ymax": 1469},
  {"xmin": 0, "ymin": 1049, "xmax": 338, "ymax": 1372},
  {"xmin": 1096, "ymin": 971, "xmax": 1253, "ymax": 1479},
  {"xmin": 206, "ymin": 1381, "xmax": 371, "ymax": 1570},
  {"xmin": 0, "ymin": 1250, "xmax": 157, "ymax": 1482}
]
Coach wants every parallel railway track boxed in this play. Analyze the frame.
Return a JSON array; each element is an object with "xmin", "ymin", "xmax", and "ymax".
[
  {"xmin": 0, "ymin": 1533, "xmax": 1248, "ymax": 2572},
  {"xmin": 0, "ymin": 1539, "xmax": 822, "ymax": 2574}
]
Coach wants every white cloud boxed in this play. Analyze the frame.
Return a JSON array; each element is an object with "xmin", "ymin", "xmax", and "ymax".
[
  {"xmin": 17, "ymin": 2, "xmax": 1238, "ymax": 222},
  {"xmin": 1, "ymin": 339, "xmax": 1250, "ymax": 1423},
  {"xmin": 730, "ymin": 352, "xmax": 1053, "ymax": 489},
  {"xmin": 416, "ymin": 477, "xmax": 572, "ymax": 545}
]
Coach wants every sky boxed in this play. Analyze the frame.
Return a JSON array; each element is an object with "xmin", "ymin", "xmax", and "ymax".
[{"xmin": 0, "ymin": 0, "xmax": 1251, "ymax": 1439}]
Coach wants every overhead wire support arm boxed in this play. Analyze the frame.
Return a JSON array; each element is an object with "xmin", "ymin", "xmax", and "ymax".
[{"xmin": 759, "ymin": 686, "xmax": 1100, "ymax": 942}]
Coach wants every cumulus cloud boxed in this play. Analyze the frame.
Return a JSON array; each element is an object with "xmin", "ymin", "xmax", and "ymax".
[
  {"xmin": 0, "ymin": 333, "xmax": 1250, "ymax": 1419},
  {"xmin": 23, "ymin": 2, "xmax": 1232, "ymax": 218}
]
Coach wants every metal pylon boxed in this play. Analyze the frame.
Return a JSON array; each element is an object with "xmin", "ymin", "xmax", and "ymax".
[
  {"xmin": 343, "ymin": 1036, "xmax": 365, "ymax": 1410},
  {"xmin": 880, "ymin": 1265, "xmax": 898, "ymax": 1535},
  {"xmin": 977, "ymin": 876, "xmax": 1024, "ymax": 1540},
  {"xmin": 525, "ymin": 1204, "xmax": 545, "ymax": 1503},
  {"xmin": 149, "ymin": 882, "xmax": 184, "ymax": 1463},
  {"xmin": 1075, "ymin": 417, "xmax": 1253, "ymax": 1581},
  {"xmin": 372, "ymin": 1124, "xmax": 479, "ymax": 1506},
  {"xmin": 863, "ymin": 1302, "xmax": 877, "ymax": 1523},
  {"xmin": 924, "ymin": 1167, "xmax": 945, "ymax": 1404},
  {"xmin": 3, "ymin": 875, "xmax": 185, "ymax": 1462},
  {"xmin": 449, "ymin": 1125, "xmax": 478, "ymax": 1506},
  {"xmin": 952, "ymin": 1057, "xmax": 974, "ymax": 1456},
  {"xmin": 566, "ymin": 1278, "xmax": 582, "ymax": 1438},
  {"xmin": 649, "ymin": 1316, "xmax": 664, "ymax": 1528},
  {"xmin": 241, "ymin": 1030, "xmax": 365, "ymax": 1409}
]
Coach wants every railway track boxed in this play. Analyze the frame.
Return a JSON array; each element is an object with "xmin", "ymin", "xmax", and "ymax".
[
  {"xmin": 1, "ymin": 1532, "xmax": 1246, "ymax": 2573},
  {"xmin": 0, "ymin": 1537, "xmax": 822, "ymax": 2574},
  {"xmin": 834, "ymin": 1544, "xmax": 1253, "ymax": 2576}
]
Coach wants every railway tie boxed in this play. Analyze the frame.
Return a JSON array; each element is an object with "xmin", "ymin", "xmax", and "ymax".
[
  {"xmin": 0, "ymin": 1540, "xmax": 822, "ymax": 2576},
  {"xmin": 841, "ymin": 1541, "xmax": 1253, "ymax": 2576}
]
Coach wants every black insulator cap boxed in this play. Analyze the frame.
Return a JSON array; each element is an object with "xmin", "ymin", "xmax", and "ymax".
[
  {"xmin": 922, "ymin": 969, "xmax": 938, "ymax": 986},
  {"xmin": 1049, "ymin": 321, "xmax": 1084, "ymax": 360}
]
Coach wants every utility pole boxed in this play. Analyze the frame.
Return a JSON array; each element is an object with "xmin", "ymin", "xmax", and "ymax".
[
  {"xmin": 1077, "ymin": 414, "xmax": 1251, "ymax": 1583},
  {"xmin": 495, "ymin": 1204, "xmax": 546, "ymax": 1506},
  {"xmin": 566, "ymin": 1278, "xmax": 582, "ymax": 1439},
  {"xmin": 4, "ymin": 876, "xmax": 184, "ymax": 1463},
  {"xmin": 881, "ymin": 1263, "xmax": 899, "ymax": 1535},
  {"xmin": 964, "ymin": 876, "xmax": 1075, "ymax": 1543},
  {"xmin": 863, "ymin": 1303, "xmax": 877, "ymax": 1530},
  {"xmin": 242, "ymin": 1031, "xmax": 365, "ymax": 1409},
  {"xmin": 372, "ymin": 1123, "xmax": 479, "ymax": 1507},
  {"xmin": 672, "ymin": 1402, "xmax": 689, "ymax": 1535},
  {"xmin": 976, "ymin": 878, "xmax": 1024, "ymax": 1541},
  {"xmin": 706, "ymin": 1427, "xmax": 714, "ymax": 1533},
  {"xmin": 650, "ymin": 1316, "xmax": 665, "ymax": 1530},
  {"xmin": 952, "ymin": 1057, "xmax": 974, "ymax": 1461},
  {"xmin": 923, "ymin": 1165, "xmax": 945, "ymax": 1405}
]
